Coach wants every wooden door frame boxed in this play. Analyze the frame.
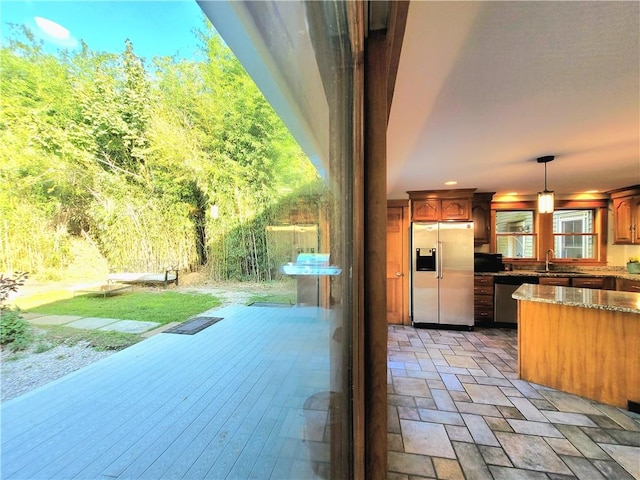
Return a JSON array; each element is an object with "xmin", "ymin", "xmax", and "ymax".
[
  {"xmin": 387, "ymin": 199, "xmax": 410, "ymax": 325},
  {"xmin": 362, "ymin": 2, "xmax": 410, "ymax": 478}
]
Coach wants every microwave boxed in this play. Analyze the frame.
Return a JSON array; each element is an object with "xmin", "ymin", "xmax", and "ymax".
[{"xmin": 474, "ymin": 253, "xmax": 504, "ymax": 273}]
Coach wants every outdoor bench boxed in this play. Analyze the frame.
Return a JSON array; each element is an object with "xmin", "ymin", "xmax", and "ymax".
[{"xmin": 107, "ymin": 269, "xmax": 179, "ymax": 288}]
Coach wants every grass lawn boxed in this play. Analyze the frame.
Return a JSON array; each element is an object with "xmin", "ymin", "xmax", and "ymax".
[
  {"xmin": 27, "ymin": 291, "xmax": 222, "ymax": 325},
  {"xmin": 246, "ymin": 292, "xmax": 296, "ymax": 305},
  {"xmin": 34, "ymin": 327, "xmax": 143, "ymax": 352}
]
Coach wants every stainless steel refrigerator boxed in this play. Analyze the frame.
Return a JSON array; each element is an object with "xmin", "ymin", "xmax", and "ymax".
[{"xmin": 411, "ymin": 222, "xmax": 474, "ymax": 327}]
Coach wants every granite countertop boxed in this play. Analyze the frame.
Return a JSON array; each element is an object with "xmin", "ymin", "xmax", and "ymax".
[
  {"xmin": 512, "ymin": 283, "xmax": 640, "ymax": 314},
  {"xmin": 476, "ymin": 269, "xmax": 640, "ymax": 280}
]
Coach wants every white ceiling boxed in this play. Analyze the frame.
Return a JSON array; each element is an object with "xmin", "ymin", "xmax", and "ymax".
[{"xmin": 387, "ymin": 1, "xmax": 640, "ymax": 199}]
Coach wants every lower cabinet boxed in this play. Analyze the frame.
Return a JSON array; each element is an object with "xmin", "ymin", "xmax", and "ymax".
[
  {"xmin": 539, "ymin": 277, "xmax": 570, "ymax": 287},
  {"xmin": 617, "ymin": 278, "xmax": 640, "ymax": 293},
  {"xmin": 571, "ymin": 277, "xmax": 605, "ymax": 289},
  {"xmin": 474, "ymin": 276, "xmax": 494, "ymax": 323},
  {"xmin": 540, "ymin": 276, "xmax": 609, "ymax": 289},
  {"xmin": 474, "ymin": 274, "xmax": 631, "ymax": 327}
]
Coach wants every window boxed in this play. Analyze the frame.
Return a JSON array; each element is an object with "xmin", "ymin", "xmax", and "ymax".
[
  {"xmin": 199, "ymin": 2, "xmax": 358, "ymax": 477},
  {"xmin": 495, "ymin": 211, "xmax": 535, "ymax": 258},
  {"xmin": 492, "ymin": 200, "xmax": 607, "ymax": 264},
  {"xmin": 553, "ymin": 210, "xmax": 595, "ymax": 259}
]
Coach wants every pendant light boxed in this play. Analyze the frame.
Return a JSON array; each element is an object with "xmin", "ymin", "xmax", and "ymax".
[{"xmin": 537, "ymin": 155, "xmax": 555, "ymax": 214}]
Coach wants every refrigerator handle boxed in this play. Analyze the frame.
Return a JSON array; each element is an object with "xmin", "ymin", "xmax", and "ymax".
[{"xmin": 437, "ymin": 241, "xmax": 443, "ymax": 279}]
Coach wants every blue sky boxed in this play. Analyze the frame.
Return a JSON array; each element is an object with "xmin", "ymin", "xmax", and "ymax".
[{"xmin": 0, "ymin": 0, "xmax": 209, "ymax": 59}]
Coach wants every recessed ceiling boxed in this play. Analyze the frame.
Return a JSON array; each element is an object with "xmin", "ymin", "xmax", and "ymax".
[{"xmin": 387, "ymin": 1, "xmax": 640, "ymax": 198}]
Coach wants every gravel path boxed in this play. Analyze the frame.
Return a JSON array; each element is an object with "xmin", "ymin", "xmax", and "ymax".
[{"xmin": 1, "ymin": 343, "xmax": 115, "ymax": 402}]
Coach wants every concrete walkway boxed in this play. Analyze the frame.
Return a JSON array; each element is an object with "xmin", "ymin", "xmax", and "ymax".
[{"xmin": 21, "ymin": 312, "xmax": 178, "ymax": 337}]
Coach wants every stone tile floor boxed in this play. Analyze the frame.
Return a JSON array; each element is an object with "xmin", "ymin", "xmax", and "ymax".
[{"xmin": 387, "ymin": 325, "xmax": 640, "ymax": 480}]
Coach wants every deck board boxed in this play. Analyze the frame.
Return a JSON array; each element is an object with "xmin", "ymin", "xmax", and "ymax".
[
  {"xmin": 79, "ymin": 314, "xmax": 273, "ymax": 478},
  {"xmin": 1, "ymin": 305, "xmax": 332, "ymax": 479},
  {"xmin": 4, "ymin": 326, "xmax": 256, "ymax": 478},
  {"xmin": 117, "ymin": 357, "xmax": 275, "ymax": 479}
]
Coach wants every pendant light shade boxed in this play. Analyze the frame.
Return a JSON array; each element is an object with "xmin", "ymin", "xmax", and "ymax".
[
  {"xmin": 537, "ymin": 156, "xmax": 555, "ymax": 214},
  {"xmin": 538, "ymin": 190, "xmax": 554, "ymax": 214}
]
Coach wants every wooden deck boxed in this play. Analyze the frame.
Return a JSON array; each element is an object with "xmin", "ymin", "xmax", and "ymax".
[{"xmin": 1, "ymin": 305, "xmax": 336, "ymax": 479}]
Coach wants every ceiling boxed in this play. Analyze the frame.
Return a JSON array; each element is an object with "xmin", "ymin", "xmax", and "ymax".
[{"xmin": 387, "ymin": 1, "xmax": 640, "ymax": 199}]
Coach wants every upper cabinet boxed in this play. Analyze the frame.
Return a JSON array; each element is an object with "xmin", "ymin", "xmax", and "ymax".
[
  {"xmin": 408, "ymin": 189, "xmax": 476, "ymax": 222},
  {"xmin": 472, "ymin": 192, "xmax": 494, "ymax": 245},
  {"xmin": 441, "ymin": 198, "xmax": 472, "ymax": 220},
  {"xmin": 412, "ymin": 198, "xmax": 440, "ymax": 221},
  {"xmin": 610, "ymin": 185, "xmax": 640, "ymax": 244}
]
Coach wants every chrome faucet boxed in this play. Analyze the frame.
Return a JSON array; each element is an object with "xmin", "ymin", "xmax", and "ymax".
[{"xmin": 545, "ymin": 249, "xmax": 554, "ymax": 272}]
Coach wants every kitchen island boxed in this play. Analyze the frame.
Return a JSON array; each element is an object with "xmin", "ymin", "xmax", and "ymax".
[{"xmin": 513, "ymin": 283, "xmax": 640, "ymax": 410}]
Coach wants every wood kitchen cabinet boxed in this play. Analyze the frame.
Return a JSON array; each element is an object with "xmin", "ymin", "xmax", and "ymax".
[
  {"xmin": 539, "ymin": 277, "xmax": 570, "ymax": 287},
  {"xmin": 412, "ymin": 198, "xmax": 471, "ymax": 221},
  {"xmin": 412, "ymin": 199, "xmax": 440, "ymax": 221},
  {"xmin": 472, "ymin": 192, "xmax": 494, "ymax": 245},
  {"xmin": 517, "ymin": 295, "xmax": 639, "ymax": 409},
  {"xmin": 474, "ymin": 275, "xmax": 494, "ymax": 323},
  {"xmin": 571, "ymin": 277, "xmax": 606, "ymax": 289},
  {"xmin": 539, "ymin": 276, "xmax": 609, "ymax": 289},
  {"xmin": 617, "ymin": 278, "xmax": 640, "ymax": 293},
  {"xmin": 408, "ymin": 189, "xmax": 475, "ymax": 222},
  {"xmin": 610, "ymin": 185, "xmax": 640, "ymax": 244},
  {"xmin": 441, "ymin": 198, "xmax": 472, "ymax": 220}
]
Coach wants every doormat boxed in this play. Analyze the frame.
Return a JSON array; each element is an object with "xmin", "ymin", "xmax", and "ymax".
[
  {"xmin": 163, "ymin": 316, "xmax": 223, "ymax": 335},
  {"xmin": 248, "ymin": 302, "xmax": 293, "ymax": 308}
]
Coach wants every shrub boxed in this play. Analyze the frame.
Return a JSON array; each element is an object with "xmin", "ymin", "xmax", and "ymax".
[
  {"xmin": 0, "ymin": 272, "xmax": 32, "ymax": 350},
  {"xmin": 0, "ymin": 309, "xmax": 32, "ymax": 350}
]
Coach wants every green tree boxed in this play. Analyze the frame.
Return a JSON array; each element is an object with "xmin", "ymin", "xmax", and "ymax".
[{"xmin": 0, "ymin": 20, "xmax": 320, "ymax": 281}]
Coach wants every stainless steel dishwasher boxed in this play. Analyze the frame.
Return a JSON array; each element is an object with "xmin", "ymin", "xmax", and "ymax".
[{"xmin": 494, "ymin": 276, "xmax": 539, "ymax": 324}]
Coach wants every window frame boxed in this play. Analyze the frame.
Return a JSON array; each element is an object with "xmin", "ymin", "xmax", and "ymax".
[
  {"xmin": 491, "ymin": 199, "xmax": 608, "ymax": 266},
  {"xmin": 552, "ymin": 210, "xmax": 596, "ymax": 260},
  {"xmin": 494, "ymin": 210, "xmax": 536, "ymax": 259}
]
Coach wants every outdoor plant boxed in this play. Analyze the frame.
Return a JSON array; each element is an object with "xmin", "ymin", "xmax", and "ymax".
[
  {"xmin": 0, "ymin": 272, "xmax": 32, "ymax": 350},
  {"xmin": 1, "ymin": 26, "xmax": 320, "ymax": 283}
]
